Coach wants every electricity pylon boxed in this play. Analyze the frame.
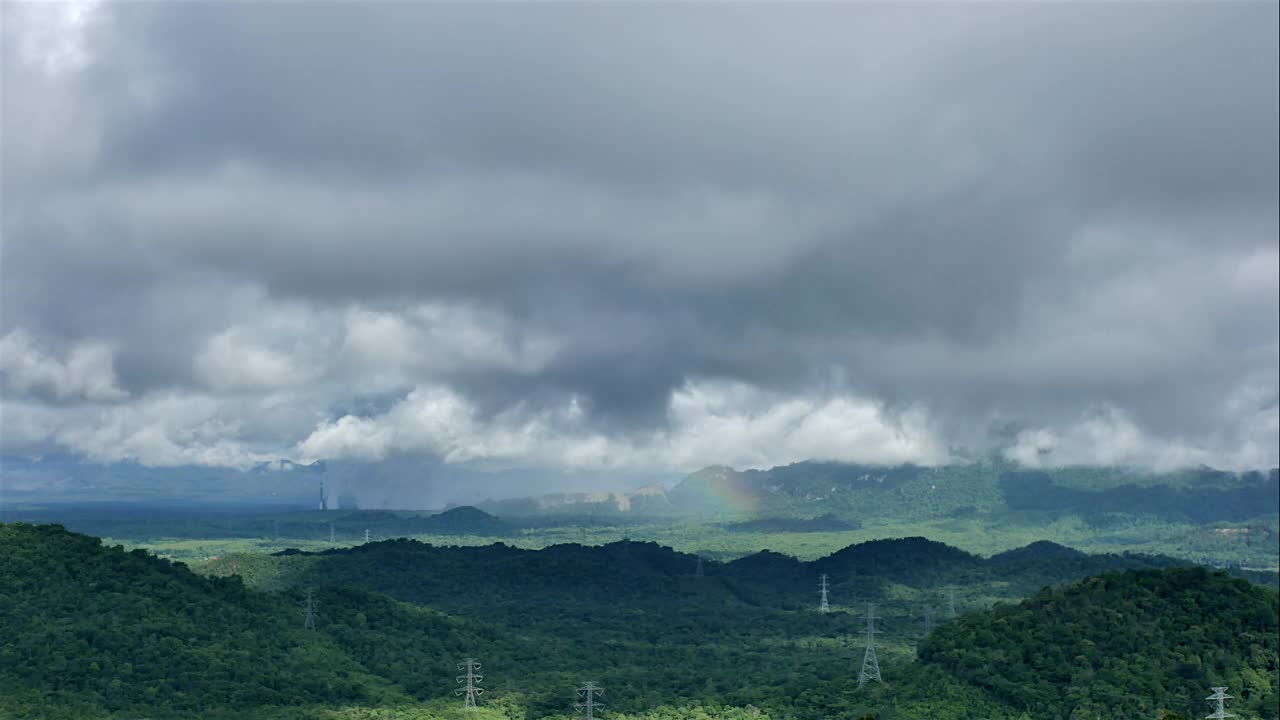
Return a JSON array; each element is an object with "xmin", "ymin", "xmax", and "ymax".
[
  {"xmin": 1206, "ymin": 687, "xmax": 1235, "ymax": 719},
  {"xmin": 947, "ymin": 587, "xmax": 957, "ymax": 619},
  {"xmin": 456, "ymin": 658, "xmax": 483, "ymax": 710},
  {"xmin": 695, "ymin": 556, "xmax": 704, "ymax": 577},
  {"xmin": 920, "ymin": 603, "xmax": 935, "ymax": 637},
  {"xmin": 303, "ymin": 588, "xmax": 317, "ymax": 631},
  {"xmin": 329, "ymin": 523, "xmax": 335, "ymax": 543},
  {"xmin": 364, "ymin": 528, "xmax": 371, "ymax": 544},
  {"xmin": 858, "ymin": 603, "xmax": 883, "ymax": 688},
  {"xmin": 575, "ymin": 681, "xmax": 604, "ymax": 720},
  {"xmin": 818, "ymin": 574, "xmax": 831, "ymax": 613}
]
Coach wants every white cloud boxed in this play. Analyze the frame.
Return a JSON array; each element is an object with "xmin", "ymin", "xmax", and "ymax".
[
  {"xmin": 340, "ymin": 303, "xmax": 558, "ymax": 379},
  {"xmin": 0, "ymin": 328, "xmax": 128, "ymax": 402},
  {"xmin": 194, "ymin": 327, "xmax": 314, "ymax": 390},
  {"xmin": 296, "ymin": 379, "xmax": 951, "ymax": 473},
  {"xmin": 44, "ymin": 392, "xmax": 273, "ymax": 469},
  {"xmin": 293, "ymin": 414, "xmax": 394, "ymax": 462},
  {"xmin": 1004, "ymin": 403, "xmax": 1278, "ymax": 472},
  {"xmin": 7, "ymin": 0, "xmax": 102, "ymax": 75},
  {"xmin": 664, "ymin": 382, "xmax": 950, "ymax": 471},
  {"xmin": 297, "ymin": 385, "xmax": 624, "ymax": 469}
]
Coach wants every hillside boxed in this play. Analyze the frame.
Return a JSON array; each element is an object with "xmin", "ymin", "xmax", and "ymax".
[
  {"xmin": 5, "ymin": 523, "xmax": 1277, "ymax": 720},
  {"xmin": 0, "ymin": 523, "xmax": 428, "ymax": 718},
  {"xmin": 202, "ymin": 534, "xmax": 1248, "ymax": 618},
  {"xmin": 418, "ymin": 506, "xmax": 511, "ymax": 535},
  {"xmin": 918, "ymin": 567, "xmax": 1280, "ymax": 719}
]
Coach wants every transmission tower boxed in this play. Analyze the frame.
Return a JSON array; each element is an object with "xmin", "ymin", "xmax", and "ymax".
[
  {"xmin": 947, "ymin": 587, "xmax": 957, "ymax": 620},
  {"xmin": 695, "ymin": 556, "xmax": 704, "ymax": 577},
  {"xmin": 364, "ymin": 528, "xmax": 371, "ymax": 544},
  {"xmin": 303, "ymin": 588, "xmax": 317, "ymax": 631},
  {"xmin": 575, "ymin": 681, "xmax": 605, "ymax": 720},
  {"xmin": 456, "ymin": 658, "xmax": 483, "ymax": 710},
  {"xmin": 329, "ymin": 523, "xmax": 335, "ymax": 543},
  {"xmin": 858, "ymin": 603, "xmax": 883, "ymax": 688},
  {"xmin": 818, "ymin": 574, "xmax": 831, "ymax": 613},
  {"xmin": 920, "ymin": 603, "xmax": 934, "ymax": 636},
  {"xmin": 1205, "ymin": 687, "xmax": 1234, "ymax": 720}
]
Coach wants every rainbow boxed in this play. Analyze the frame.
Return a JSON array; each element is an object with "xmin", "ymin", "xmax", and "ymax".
[{"xmin": 678, "ymin": 466, "xmax": 760, "ymax": 516}]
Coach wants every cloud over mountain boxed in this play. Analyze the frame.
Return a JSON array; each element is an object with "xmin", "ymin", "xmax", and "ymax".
[{"xmin": 3, "ymin": 2, "xmax": 1276, "ymax": 478}]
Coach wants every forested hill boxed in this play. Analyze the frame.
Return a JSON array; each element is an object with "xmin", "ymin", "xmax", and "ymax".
[
  {"xmin": 3, "ymin": 523, "xmax": 1278, "ymax": 720},
  {"xmin": 917, "ymin": 567, "xmax": 1280, "ymax": 720},
  {"xmin": 0, "ymin": 523, "xmax": 482, "ymax": 719},
  {"xmin": 203, "ymin": 535, "xmax": 1272, "ymax": 616}
]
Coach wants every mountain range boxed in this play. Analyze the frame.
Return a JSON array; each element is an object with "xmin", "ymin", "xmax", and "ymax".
[{"xmin": 476, "ymin": 460, "xmax": 1280, "ymax": 525}]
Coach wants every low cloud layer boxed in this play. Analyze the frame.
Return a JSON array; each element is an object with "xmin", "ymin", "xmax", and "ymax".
[{"xmin": 2, "ymin": 2, "xmax": 1276, "ymax": 485}]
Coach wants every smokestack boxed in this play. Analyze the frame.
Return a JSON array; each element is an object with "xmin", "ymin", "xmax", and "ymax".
[{"xmin": 319, "ymin": 477, "xmax": 327, "ymax": 511}]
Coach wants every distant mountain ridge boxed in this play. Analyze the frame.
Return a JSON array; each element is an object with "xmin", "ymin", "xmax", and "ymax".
[{"xmin": 478, "ymin": 460, "xmax": 1280, "ymax": 526}]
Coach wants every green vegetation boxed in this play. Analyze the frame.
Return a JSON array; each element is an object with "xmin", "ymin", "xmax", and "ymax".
[
  {"xmin": 919, "ymin": 567, "xmax": 1280, "ymax": 719},
  {"xmin": 6, "ymin": 521, "xmax": 1275, "ymax": 719},
  {"xmin": 0, "ymin": 523, "xmax": 412, "ymax": 719}
]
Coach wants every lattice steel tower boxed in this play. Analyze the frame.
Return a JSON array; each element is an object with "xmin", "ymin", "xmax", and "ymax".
[
  {"xmin": 695, "ymin": 556, "xmax": 704, "ymax": 577},
  {"xmin": 947, "ymin": 587, "xmax": 957, "ymax": 619},
  {"xmin": 303, "ymin": 588, "xmax": 317, "ymax": 631},
  {"xmin": 456, "ymin": 658, "xmax": 483, "ymax": 710},
  {"xmin": 858, "ymin": 603, "xmax": 883, "ymax": 688},
  {"xmin": 818, "ymin": 574, "xmax": 831, "ymax": 613},
  {"xmin": 1206, "ymin": 687, "xmax": 1235, "ymax": 720},
  {"xmin": 575, "ymin": 681, "xmax": 605, "ymax": 720}
]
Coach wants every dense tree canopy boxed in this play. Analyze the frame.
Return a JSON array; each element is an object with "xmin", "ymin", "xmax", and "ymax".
[{"xmin": 2, "ymin": 523, "xmax": 1275, "ymax": 720}]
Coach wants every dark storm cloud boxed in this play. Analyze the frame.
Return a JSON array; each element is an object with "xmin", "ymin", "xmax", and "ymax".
[{"xmin": 2, "ymin": 1, "xmax": 1276, "ymax": 473}]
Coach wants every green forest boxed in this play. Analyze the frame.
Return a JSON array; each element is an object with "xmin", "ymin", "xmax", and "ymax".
[{"xmin": 1, "ymin": 522, "xmax": 1275, "ymax": 720}]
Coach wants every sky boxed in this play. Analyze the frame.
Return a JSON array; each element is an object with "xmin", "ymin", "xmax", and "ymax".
[{"xmin": 2, "ymin": 1, "xmax": 1277, "ymax": 496}]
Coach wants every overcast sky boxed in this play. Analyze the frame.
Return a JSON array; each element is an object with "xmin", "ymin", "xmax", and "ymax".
[{"xmin": 2, "ymin": 1, "xmax": 1277, "ymax": 484}]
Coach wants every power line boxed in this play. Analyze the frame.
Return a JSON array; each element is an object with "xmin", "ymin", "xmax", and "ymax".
[
  {"xmin": 858, "ymin": 602, "xmax": 883, "ymax": 688},
  {"xmin": 818, "ymin": 574, "xmax": 830, "ymax": 613},
  {"xmin": 575, "ymin": 681, "xmax": 605, "ymax": 720},
  {"xmin": 1206, "ymin": 687, "xmax": 1235, "ymax": 720},
  {"xmin": 456, "ymin": 658, "xmax": 484, "ymax": 710}
]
